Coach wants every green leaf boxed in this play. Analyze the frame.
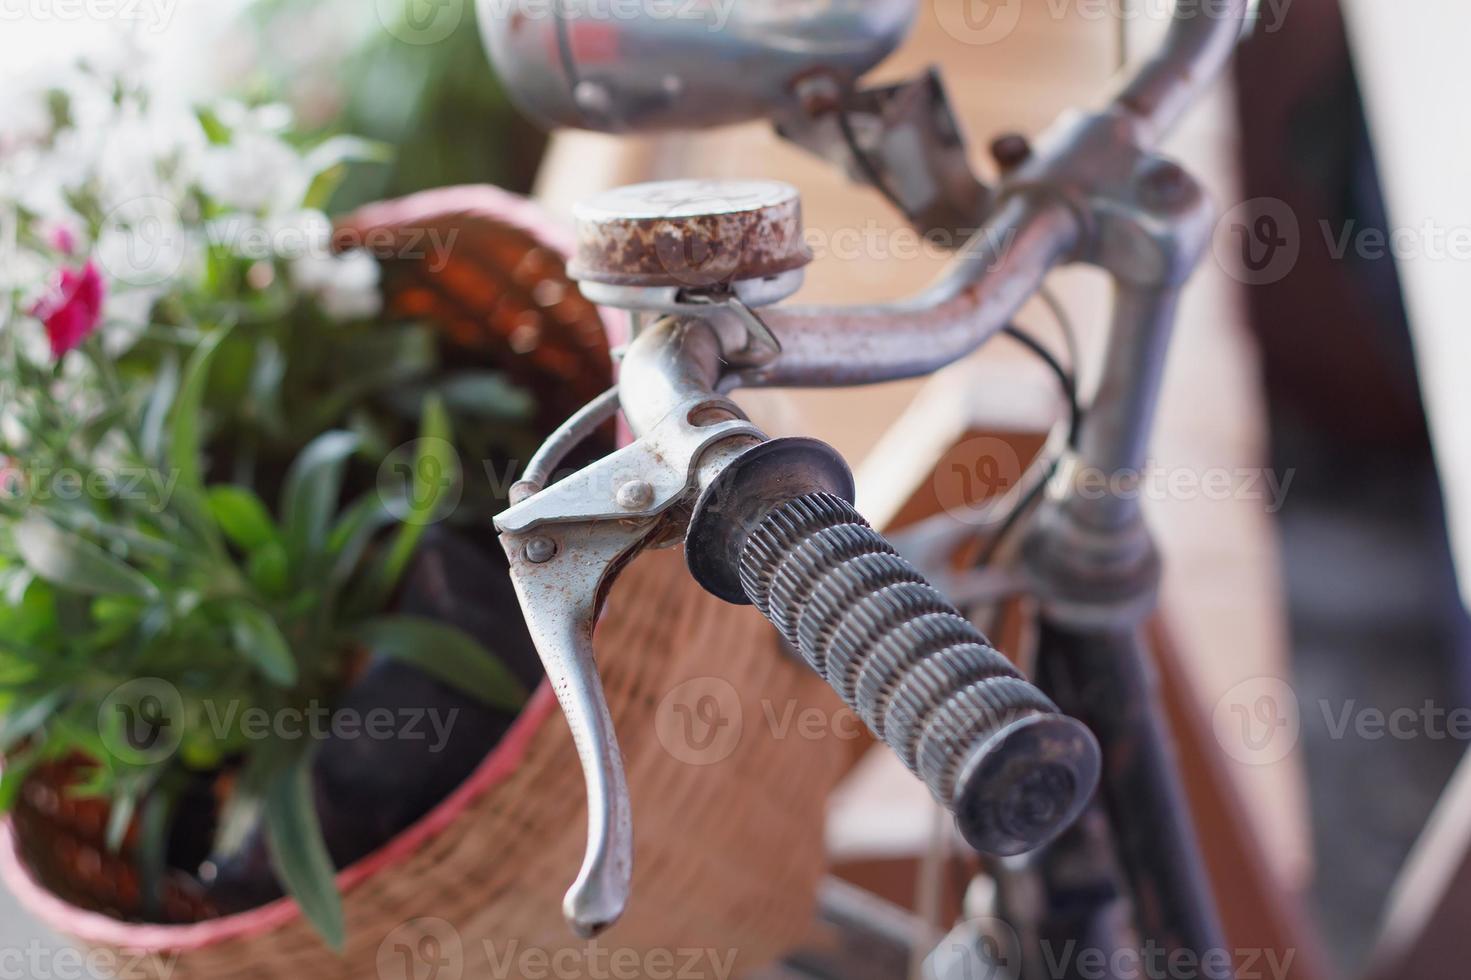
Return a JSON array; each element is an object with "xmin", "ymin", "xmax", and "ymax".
[
  {"xmin": 365, "ymin": 396, "xmax": 457, "ymax": 607},
  {"xmin": 0, "ymin": 752, "xmax": 38, "ymax": 814},
  {"xmin": 106, "ymin": 789, "xmax": 139, "ymax": 854},
  {"xmin": 0, "ymin": 688, "xmax": 64, "ymax": 752},
  {"xmin": 195, "ymin": 105, "xmax": 232, "ymax": 145},
  {"xmin": 247, "ymin": 542, "xmax": 290, "ymax": 597},
  {"xmin": 351, "ymin": 616, "xmax": 526, "ymax": 712},
  {"xmin": 137, "ymin": 790, "xmax": 173, "ymax": 919},
  {"xmin": 265, "ymin": 752, "xmax": 345, "ymax": 953},
  {"xmin": 225, "ymin": 601, "xmax": 297, "ymax": 687},
  {"xmin": 141, "ymin": 354, "xmax": 180, "ymax": 463},
  {"xmin": 14, "ymin": 514, "xmax": 157, "ymax": 600},
  {"xmin": 323, "ymin": 494, "xmax": 397, "ymax": 596},
  {"xmin": 280, "ymin": 431, "xmax": 361, "ymax": 565},
  {"xmin": 169, "ymin": 325, "xmax": 233, "ymax": 494},
  {"xmin": 435, "ymin": 371, "xmax": 536, "ymax": 421},
  {"xmin": 208, "ymin": 486, "xmax": 280, "ymax": 552},
  {"xmin": 303, "ymin": 136, "xmax": 392, "ymax": 212},
  {"xmin": 141, "ymin": 353, "xmax": 181, "ymax": 464}
]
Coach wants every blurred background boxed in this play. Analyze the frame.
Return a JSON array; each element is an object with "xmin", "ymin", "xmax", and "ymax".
[{"xmin": 3, "ymin": 1, "xmax": 1470, "ymax": 978}]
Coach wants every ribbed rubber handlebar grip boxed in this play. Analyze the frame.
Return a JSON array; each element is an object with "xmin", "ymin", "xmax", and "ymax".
[{"xmin": 739, "ymin": 492, "xmax": 1101, "ymax": 855}]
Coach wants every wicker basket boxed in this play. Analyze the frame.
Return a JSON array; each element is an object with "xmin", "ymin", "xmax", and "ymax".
[{"xmin": 1, "ymin": 187, "xmax": 855, "ymax": 978}]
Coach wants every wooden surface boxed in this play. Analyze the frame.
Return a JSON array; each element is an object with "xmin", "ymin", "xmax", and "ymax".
[
  {"xmin": 537, "ymin": 0, "xmax": 1312, "ymax": 897},
  {"xmin": 1338, "ymin": 1, "xmax": 1471, "ymax": 613}
]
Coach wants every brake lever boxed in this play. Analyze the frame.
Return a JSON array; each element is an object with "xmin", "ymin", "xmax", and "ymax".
[{"xmin": 494, "ymin": 400, "xmax": 763, "ymax": 936}]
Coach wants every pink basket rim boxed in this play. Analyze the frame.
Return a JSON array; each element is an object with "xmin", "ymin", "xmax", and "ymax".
[{"xmin": 0, "ymin": 684, "xmax": 557, "ymax": 953}]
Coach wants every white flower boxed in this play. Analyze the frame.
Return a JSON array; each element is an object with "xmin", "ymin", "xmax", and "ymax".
[
  {"xmin": 199, "ymin": 131, "xmax": 304, "ymax": 214},
  {"xmin": 101, "ymin": 287, "xmax": 166, "ymax": 357},
  {"xmin": 265, "ymin": 209, "xmax": 334, "ymax": 262},
  {"xmin": 92, "ymin": 103, "xmax": 207, "ymax": 214},
  {"xmin": 95, "ymin": 195, "xmax": 198, "ymax": 289},
  {"xmin": 290, "ymin": 249, "xmax": 383, "ymax": 322},
  {"xmin": 0, "ymin": 88, "xmax": 52, "ymax": 153}
]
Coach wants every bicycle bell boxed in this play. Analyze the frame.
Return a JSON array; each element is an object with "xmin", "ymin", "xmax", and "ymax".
[{"xmin": 477, "ymin": 0, "xmax": 920, "ymax": 132}]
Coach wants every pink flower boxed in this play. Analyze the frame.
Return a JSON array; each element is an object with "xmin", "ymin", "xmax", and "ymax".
[
  {"xmin": 49, "ymin": 225, "xmax": 79, "ymax": 256},
  {"xmin": 29, "ymin": 261, "xmax": 106, "ymax": 360}
]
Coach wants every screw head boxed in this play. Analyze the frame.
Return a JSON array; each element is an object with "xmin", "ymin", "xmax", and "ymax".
[
  {"xmin": 990, "ymin": 133, "xmax": 1033, "ymax": 173},
  {"xmin": 616, "ymin": 479, "xmax": 656, "ymax": 510},
  {"xmin": 1138, "ymin": 159, "xmax": 1197, "ymax": 211},
  {"xmin": 524, "ymin": 536, "xmax": 558, "ymax": 564}
]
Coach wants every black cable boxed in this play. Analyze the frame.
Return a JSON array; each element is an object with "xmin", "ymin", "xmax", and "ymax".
[
  {"xmin": 977, "ymin": 324, "xmax": 1083, "ymax": 567},
  {"xmin": 1000, "ymin": 324, "xmax": 1081, "ymax": 449}
]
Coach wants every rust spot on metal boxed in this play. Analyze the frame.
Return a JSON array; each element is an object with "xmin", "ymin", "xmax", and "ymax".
[{"xmin": 567, "ymin": 180, "xmax": 813, "ymax": 289}]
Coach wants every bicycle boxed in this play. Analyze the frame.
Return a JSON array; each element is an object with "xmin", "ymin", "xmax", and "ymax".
[{"xmin": 481, "ymin": 1, "xmax": 1252, "ymax": 975}]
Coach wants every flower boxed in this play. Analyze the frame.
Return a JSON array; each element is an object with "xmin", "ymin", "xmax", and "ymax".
[
  {"xmin": 199, "ymin": 130, "xmax": 304, "ymax": 214},
  {"xmin": 290, "ymin": 249, "xmax": 383, "ymax": 321},
  {"xmin": 29, "ymin": 261, "xmax": 105, "ymax": 359},
  {"xmin": 48, "ymin": 224, "xmax": 79, "ymax": 256}
]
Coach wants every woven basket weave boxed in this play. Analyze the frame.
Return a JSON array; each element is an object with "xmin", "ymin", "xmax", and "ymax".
[{"xmin": 1, "ymin": 187, "xmax": 855, "ymax": 978}]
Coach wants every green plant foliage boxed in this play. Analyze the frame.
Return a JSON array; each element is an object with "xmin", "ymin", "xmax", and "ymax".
[{"xmin": 0, "ymin": 62, "xmax": 534, "ymax": 949}]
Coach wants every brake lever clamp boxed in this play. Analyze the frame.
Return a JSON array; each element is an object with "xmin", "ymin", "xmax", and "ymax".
[{"xmin": 495, "ymin": 394, "xmax": 764, "ymax": 936}]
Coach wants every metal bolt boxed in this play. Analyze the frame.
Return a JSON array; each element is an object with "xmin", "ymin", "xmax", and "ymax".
[
  {"xmin": 616, "ymin": 480, "xmax": 656, "ymax": 510},
  {"xmin": 524, "ymin": 536, "xmax": 558, "ymax": 564},
  {"xmin": 509, "ymin": 479, "xmax": 542, "ymax": 506},
  {"xmin": 990, "ymin": 133, "xmax": 1033, "ymax": 173},
  {"xmin": 1138, "ymin": 159, "xmax": 1196, "ymax": 211}
]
